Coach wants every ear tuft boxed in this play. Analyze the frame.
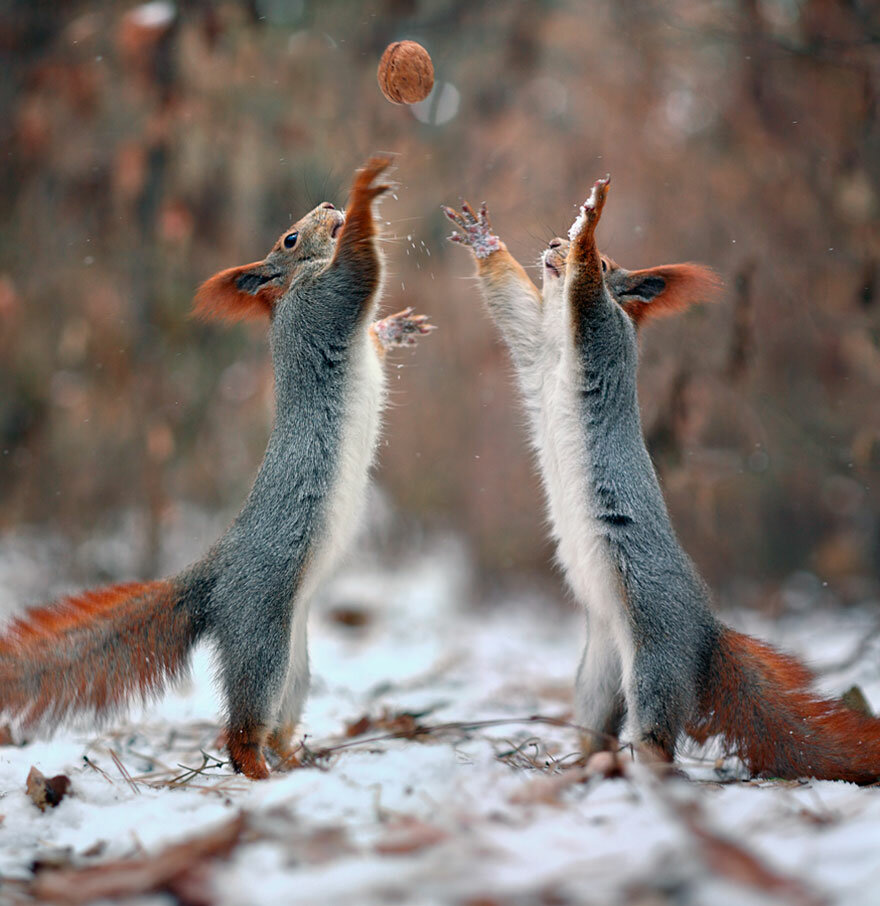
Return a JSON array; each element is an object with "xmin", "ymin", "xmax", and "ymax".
[
  {"xmin": 623, "ymin": 263, "xmax": 722, "ymax": 326},
  {"xmin": 193, "ymin": 262, "xmax": 281, "ymax": 323}
]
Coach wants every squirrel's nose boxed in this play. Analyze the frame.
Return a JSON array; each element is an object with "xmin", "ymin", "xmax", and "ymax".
[
  {"xmin": 548, "ymin": 238, "xmax": 562, "ymax": 248},
  {"xmin": 320, "ymin": 202, "xmax": 335, "ymax": 210}
]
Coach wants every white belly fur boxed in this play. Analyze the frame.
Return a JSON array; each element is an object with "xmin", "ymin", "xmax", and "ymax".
[
  {"xmin": 302, "ymin": 331, "xmax": 386, "ymax": 602},
  {"xmin": 285, "ymin": 332, "xmax": 386, "ymax": 692},
  {"xmin": 536, "ymin": 338, "xmax": 635, "ymax": 685}
]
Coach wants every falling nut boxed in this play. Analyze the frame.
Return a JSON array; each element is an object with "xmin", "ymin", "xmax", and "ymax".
[{"xmin": 377, "ymin": 41, "xmax": 434, "ymax": 105}]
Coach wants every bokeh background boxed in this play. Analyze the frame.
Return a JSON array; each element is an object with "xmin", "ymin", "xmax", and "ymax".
[{"xmin": 1, "ymin": 0, "xmax": 877, "ymax": 612}]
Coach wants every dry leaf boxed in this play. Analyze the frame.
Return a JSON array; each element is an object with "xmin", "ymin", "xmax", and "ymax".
[
  {"xmin": 375, "ymin": 817, "xmax": 448, "ymax": 855},
  {"xmin": 583, "ymin": 750, "xmax": 625, "ymax": 779},
  {"xmin": 510, "ymin": 766, "xmax": 590, "ymax": 806},
  {"xmin": 328, "ymin": 606, "xmax": 372, "ymax": 628},
  {"xmin": 669, "ymin": 798, "xmax": 826, "ymax": 906},
  {"xmin": 26, "ymin": 767, "xmax": 71, "ymax": 812},
  {"xmin": 345, "ymin": 709, "xmax": 427, "ymax": 739},
  {"xmin": 29, "ymin": 814, "xmax": 245, "ymax": 905}
]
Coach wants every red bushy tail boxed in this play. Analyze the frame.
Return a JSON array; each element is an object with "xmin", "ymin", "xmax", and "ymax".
[
  {"xmin": 0, "ymin": 580, "xmax": 200, "ymax": 730},
  {"xmin": 689, "ymin": 627, "xmax": 880, "ymax": 783}
]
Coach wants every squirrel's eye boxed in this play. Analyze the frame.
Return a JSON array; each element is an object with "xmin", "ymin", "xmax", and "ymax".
[{"xmin": 283, "ymin": 232, "xmax": 298, "ymax": 249}]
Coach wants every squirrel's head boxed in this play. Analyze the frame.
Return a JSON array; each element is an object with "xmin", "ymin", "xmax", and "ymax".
[
  {"xmin": 542, "ymin": 238, "xmax": 721, "ymax": 326},
  {"xmin": 542, "ymin": 236, "xmax": 570, "ymax": 281},
  {"xmin": 193, "ymin": 202, "xmax": 345, "ymax": 322}
]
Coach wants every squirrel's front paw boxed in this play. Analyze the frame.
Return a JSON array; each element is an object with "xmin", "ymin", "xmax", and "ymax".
[
  {"xmin": 351, "ymin": 154, "xmax": 396, "ymax": 204},
  {"xmin": 568, "ymin": 175, "xmax": 611, "ymax": 242},
  {"xmin": 442, "ymin": 201, "xmax": 501, "ymax": 259},
  {"xmin": 372, "ymin": 307, "xmax": 436, "ymax": 350}
]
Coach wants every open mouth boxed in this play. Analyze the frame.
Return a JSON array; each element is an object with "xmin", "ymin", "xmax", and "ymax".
[
  {"xmin": 543, "ymin": 255, "xmax": 561, "ymax": 278},
  {"xmin": 330, "ymin": 215, "xmax": 345, "ymax": 240}
]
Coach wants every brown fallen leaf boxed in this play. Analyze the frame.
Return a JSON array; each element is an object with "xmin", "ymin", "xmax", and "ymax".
[
  {"xmin": 374, "ymin": 817, "xmax": 448, "ymax": 855},
  {"xmin": 510, "ymin": 766, "xmax": 590, "ymax": 806},
  {"xmin": 345, "ymin": 709, "xmax": 428, "ymax": 739},
  {"xmin": 26, "ymin": 767, "xmax": 71, "ymax": 812},
  {"xmin": 668, "ymin": 798, "xmax": 826, "ymax": 906},
  {"xmin": 29, "ymin": 814, "xmax": 246, "ymax": 905},
  {"xmin": 327, "ymin": 605, "xmax": 372, "ymax": 628},
  {"xmin": 31, "ymin": 849, "xmax": 74, "ymax": 873},
  {"xmin": 583, "ymin": 750, "xmax": 626, "ymax": 779}
]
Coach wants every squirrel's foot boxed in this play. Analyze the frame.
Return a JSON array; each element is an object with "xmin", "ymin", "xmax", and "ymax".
[
  {"xmin": 442, "ymin": 201, "xmax": 501, "ymax": 259},
  {"xmin": 227, "ymin": 726, "xmax": 271, "ymax": 781},
  {"xmin": 568, "ymin": 175, "xmax": 610, "ymax": 243},
  {"xmin": 371, "ymin": 307, "xmax": 436, "ymax": 351},
  {"xmin": 578, "ymin": 730, "xmax": 616, "ymax": 759},
  {"xmin": 266, "ymin": 724, "xmax": 302, "ymax": 771},
  {"xmin": 350, "ymin": 154, "xmax": 395, "ymax": 206}
]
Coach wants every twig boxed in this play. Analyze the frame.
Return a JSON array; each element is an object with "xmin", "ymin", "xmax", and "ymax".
[
  {"xmin": 308, "ymin": 714, "xmax": 613, "ymax": 762},
  {"xmin": 165, "ymin": 750, "xmax": 228, "ymax": 788},
  {"xmin": 109, "ymin": 750, "xmax": 141, "ymax": 796},
  {"xmin": 82, "ymin": 756, "xmax": 115, "ymax": 786}
]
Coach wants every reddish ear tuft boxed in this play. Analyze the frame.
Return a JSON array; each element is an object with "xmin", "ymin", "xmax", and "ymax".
[
  {"xmin": 193, "ymin": 262, "xmax": 280, "ymax": 323},
  {"xmin": 626, "ymin": 263, "xmax": 722, "ymax": 326}
]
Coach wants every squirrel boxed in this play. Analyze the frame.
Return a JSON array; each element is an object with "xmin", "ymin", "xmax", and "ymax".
[
  {"xmin": 444, "ymin": 182, "xmax": 880, "ymax": 783},
  {"xmin": 0, "ymin": 156, "xmax": 434, "ymax": 780}
]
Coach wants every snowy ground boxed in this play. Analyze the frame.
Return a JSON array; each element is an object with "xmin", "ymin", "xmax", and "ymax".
[{"xmin": 1, "ymin": 509, "xmax": 880, "ymax": 905}]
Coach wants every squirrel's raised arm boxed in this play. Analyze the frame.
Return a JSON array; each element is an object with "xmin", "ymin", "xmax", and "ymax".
[
  {"xmin": 324, "ymin": 155, "xmax": 394, "ymax": 310},
  {"xmin": 564, "ymin": 176, "xmax": 613, "ymax": 331},
  {"xmin": 442, "ymin": 200, "xmax": 540, "ymax": 309},
  {"xmin": 443, "ymin": 201, "xmax": 544, "ymax": 406}
]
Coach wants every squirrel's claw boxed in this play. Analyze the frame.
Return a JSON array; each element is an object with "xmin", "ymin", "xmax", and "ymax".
[
  {"xmin": 568, "ymin": 174, "xmax": 611, "ymax": 242},
  {"xmin": 460, "ymin": 200, "xmax": 479, "ymax": 225},
  {"xmin": 442, "ymin": 200, "xmax": 501, "ymax": 259},
  {"xmin": 371, "ymin": 307, "xmax": 436, "ymax": 351},
  {"xmin": 351, "ymin": 154, "xmax": 396, "ymax": 203},
  {"xmin": 442, "ymin": 205, "xmax": 468, "ymax": 230}
]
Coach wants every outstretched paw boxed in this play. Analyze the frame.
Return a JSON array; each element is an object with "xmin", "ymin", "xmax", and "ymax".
[
  {"xmin": 442, "ymin": 201, "xmax": 501, "ymax": 259},
  {"xmin": 568, "ymin": 175, "xmax": 611, "ymax": 242},
  {"xmin": 351, "ymin": 154, "xmax": 396, "ymax": 205},
  {"xmin": 371, "ymin": 307, "xmax": 436, "ymax": 351}
]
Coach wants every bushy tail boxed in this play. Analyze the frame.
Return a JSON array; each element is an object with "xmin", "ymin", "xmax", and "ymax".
[
  {"xmin": 0, "ymin": 579, "xmax": 202, "ymax": 729},
  {"xmin": 688, "ymin": 627, "xmax": 880, "ymax": 783}
]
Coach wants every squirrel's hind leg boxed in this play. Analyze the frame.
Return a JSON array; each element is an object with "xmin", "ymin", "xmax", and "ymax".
[
  {"xmin": 219, "ymin": 620, "xmax": 293, "ymax": 780},
  {"xmin": 622, "ymin": 643, "xmax": 690, "ymax": 764},
  {"xmin": 575, "ymin": 614, "xmax": 626, "ymax": 756},
  {"xmin": 266, "ymin": 608, "xmax": 311, "ymax": 768}
]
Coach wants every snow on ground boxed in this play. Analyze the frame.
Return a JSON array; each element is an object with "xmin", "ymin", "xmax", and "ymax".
[{"xmin": 1, "ymin": 509, "xmax": 880, "ymax": 905}]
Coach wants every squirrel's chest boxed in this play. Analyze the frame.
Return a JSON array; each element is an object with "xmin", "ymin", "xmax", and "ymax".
[
  {"xmin": 300, "ymin": 340, "xmax": 387, "ymax": 597},
  {"xmin": 538, "ymin": 353, "xmax": 624, "ymax": 616}
]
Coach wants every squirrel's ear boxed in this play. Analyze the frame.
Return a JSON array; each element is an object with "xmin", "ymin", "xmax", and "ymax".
[
  {"xmin": 193, "ymin": 261, "xmax": 284, "ymax": 323},
  {"xmin": 614, "ymin": 263, "xmax": 722, "ymax": 326}
]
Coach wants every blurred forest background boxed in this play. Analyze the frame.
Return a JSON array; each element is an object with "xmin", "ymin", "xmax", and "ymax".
[{"xmin": 0, "ymin": 0, "xmax": 877, "ymax": 611}]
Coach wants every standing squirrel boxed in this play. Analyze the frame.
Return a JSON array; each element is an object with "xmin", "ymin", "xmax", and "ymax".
[
  {"xmin": 0, "ymin": 156, "xmax": 434, "ymax": 780},
  {"xmin": 444, "ymin": 182, "xmax": 880, "ymax": 782}
]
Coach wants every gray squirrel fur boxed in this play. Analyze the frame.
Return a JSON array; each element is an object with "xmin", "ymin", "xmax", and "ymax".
[
  {"xmin": 0, "ymin": 157, "xmax": 434, "ymax": 780},
  {"xmin": 444, "ymin": 187, "xmax": 734, "ymax": 763}
]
